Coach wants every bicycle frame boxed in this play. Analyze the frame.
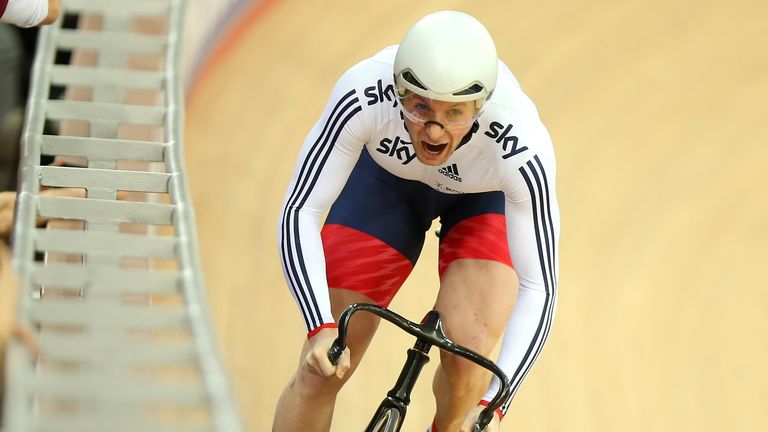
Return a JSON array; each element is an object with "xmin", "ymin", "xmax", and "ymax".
[{"xmin": 328, "ymin": 303, "xmax": 512, "ymax": 432}]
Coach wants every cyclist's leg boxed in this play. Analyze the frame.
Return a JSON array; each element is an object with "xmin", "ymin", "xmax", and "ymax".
[
  {"xmin": 272, "ymin": 289, "xmax": 381, "ymax": 432},
  {"xmin": 273, "ymin": 149, "xmax": 428, "ymax": 432},
  {"xmin": 431, "ymin": 259, "xmax": 517, "ymax": 431},
  {"xmin": 431, "ymin": 195, "xmax": 518, "ymax": 431}
]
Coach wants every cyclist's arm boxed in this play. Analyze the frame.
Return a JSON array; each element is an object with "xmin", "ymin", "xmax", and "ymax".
[
  {"xmin": 482, "ymin": 127, "xmax": 560, "ymax": 418},
  {"xmin": 277, "ymin": 65, "xmax": 373, "ymax": 337}
]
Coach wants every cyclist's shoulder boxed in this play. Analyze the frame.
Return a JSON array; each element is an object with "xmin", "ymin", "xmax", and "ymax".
[
  {"xmin": 474, "ymin": 64, "xmax": 553, "ymax": 158},
  {"xmin": 473, "ymin": 108, "xmax": 553, "ymax": 170},
  {"xmin": 326, "ymin": 46, "xmax": 401, "ymax": 134},
  {"xmin": 335, "ymin": 46, "xmax": 397, "ymax": 98},
  {"xmin": 468, "ymin": 104, "xmax": 555, "ymax": 187},
  {"xmin": 486, "ymin": 63, "xmax": 542, "ymax": 123}
]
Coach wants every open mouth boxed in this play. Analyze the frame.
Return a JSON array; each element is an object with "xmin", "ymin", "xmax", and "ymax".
[{"xmin": 422, "ymin": 141, "xmax": 448, "ymax": 155}]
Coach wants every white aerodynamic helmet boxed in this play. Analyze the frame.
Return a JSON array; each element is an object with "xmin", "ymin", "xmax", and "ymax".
[{"xmin": 394, "ymin": 11, "xmax": 498, "ymax": 109}]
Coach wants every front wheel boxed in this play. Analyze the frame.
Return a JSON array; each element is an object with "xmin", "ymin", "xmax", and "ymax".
[{"xmin": 369, "ymin": 407, "xmax": 403, "ymax": 432}]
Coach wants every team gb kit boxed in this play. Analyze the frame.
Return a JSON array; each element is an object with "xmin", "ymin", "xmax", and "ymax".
[{"xmin": 278, "ymin": 45, "xmax": 560, "ymax": 413}]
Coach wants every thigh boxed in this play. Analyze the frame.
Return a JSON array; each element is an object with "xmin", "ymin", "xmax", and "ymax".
[
  {"xmin": 438, "ymin": 191, "xmax": 512, "ymax": 279},
  {"xmin": 435, "ymin": 191, "xmax": 517, "ymax": 351},
  {"xmin": 322, "ymin": 150, "xmax": 431, "ymax": 306},
  {"xmin": 434, "ymin": 260, "xmax": 517, "ymax": 354}
]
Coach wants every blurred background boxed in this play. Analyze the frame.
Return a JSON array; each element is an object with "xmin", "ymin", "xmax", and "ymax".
[{"xmin": 182, "ymin": 0, "xmax": 767, "ymax": 430}]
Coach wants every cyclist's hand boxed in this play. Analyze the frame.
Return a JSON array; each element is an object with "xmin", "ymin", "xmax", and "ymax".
[
  {"xmin": 459, "ymin": 404, "xmax": 500, "ymax": 432},
  {"xmin": 305, "ymin": 328, "xmax": 350, "ymax": 379}
]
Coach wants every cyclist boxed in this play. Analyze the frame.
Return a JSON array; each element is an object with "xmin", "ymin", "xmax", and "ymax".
[{"xmin": 273, "ymin": 10, "xmax": 560, "ymax": 432}]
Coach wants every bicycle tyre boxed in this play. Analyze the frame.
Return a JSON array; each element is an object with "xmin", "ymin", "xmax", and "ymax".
[{"xmin": 370, "ymin": 407, "xmax": 402, "ymax": 432}]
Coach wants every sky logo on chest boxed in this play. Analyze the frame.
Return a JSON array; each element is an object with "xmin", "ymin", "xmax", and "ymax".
[
  {"xmin": 438, "ymin": 163, "xmax": 462, "ymax": 182},
  {"xmin": 376, "ymin": 136, "xmax": 416, "ymax": 165}
]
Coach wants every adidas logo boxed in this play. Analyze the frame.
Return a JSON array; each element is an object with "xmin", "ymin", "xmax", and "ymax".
[{"xmin": 438, "ymin": 163, "xmax": 462, "ymax": 182}]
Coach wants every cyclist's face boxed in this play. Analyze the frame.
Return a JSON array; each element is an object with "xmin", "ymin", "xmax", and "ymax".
[{"xmin": 401, "ymin": 95, "xmax": 477, "ymax": 166}]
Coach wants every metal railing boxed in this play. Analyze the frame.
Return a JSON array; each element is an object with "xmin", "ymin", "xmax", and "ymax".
[{"xmin": 3, "ymin": 1, "xmax": 243, "ymax": 431}]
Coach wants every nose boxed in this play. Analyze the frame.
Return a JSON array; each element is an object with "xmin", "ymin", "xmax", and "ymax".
[{"xmin": 424, "ymin": 121, "xmax": 445, "ymax": 140}]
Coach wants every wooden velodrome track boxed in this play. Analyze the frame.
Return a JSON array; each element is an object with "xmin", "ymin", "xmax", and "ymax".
[{"xmin": 184, "ymin": 0, "xmax": 767, "ymax": 431}]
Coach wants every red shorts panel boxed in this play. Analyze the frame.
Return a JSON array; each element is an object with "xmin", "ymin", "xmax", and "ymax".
[
  {"xmin": 438, "ymin": 214, "xmax": 513, "ymax": 278},
  {"xmin": 321, "ymin": 224, "xmax": 414, "ymax": 306}
]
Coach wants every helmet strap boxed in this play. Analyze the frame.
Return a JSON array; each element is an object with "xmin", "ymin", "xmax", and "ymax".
[{"xmin": 456, "ymin": 120, "xmax": 480, "ymax": 150}]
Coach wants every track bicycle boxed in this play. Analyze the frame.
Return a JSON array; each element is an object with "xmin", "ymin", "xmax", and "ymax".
[{"xmin": 328, "ymin": 303, "xmax": 512, "ymax": 432}]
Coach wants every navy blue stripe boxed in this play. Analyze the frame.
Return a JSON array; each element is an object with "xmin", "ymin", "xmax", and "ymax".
[
  {"xmin": 288, "ymin": 97, "xmax": 361, "ymax": 322},
  {"xmin": 280, "ymin": 89, "xmax": 361, "ymax": 331},
  {"xmin": 526, "ymin": 155, "xmax": 558, "ymax": 382},
  {"xmin": 501, "ymin": 158, "xmax": 557, "ymax": 413},
  {"xmin": 281, "ymin": 90, "xmax": 358, "ymax": 329},
  {"xmin": 288, "ymin": 103, "xmax": 362, "ymax": 327},
  {"xmin": 283, "ymin": 89, "xmax": 358, "ymax": 219},
  {"xmin": 280, "ymin": 92, "xmax": 359, "ymax": 329},
  {"xmin": 282, "ymin": 90, "xmax": 358, "ymax": 329},
  {"xmin": 295, "ymin": 105, "xmax": 362, "ymax": 209},
  {"xmin": 509, "ymin": 164, "xmax": 549, "ymax": 381},
  {"xmin": 528, "ymin": 159, "xmax": 555, "ymax": 291},
  {"xmin": 520, "ymin": 158, "xmax": 557, "ymax": 351},
  {"xmin": 281, "ymin": 207, "xmax": 313, "ymax": 331},
  {"xmin": 535, "ymin": 155, "xmax": 557, "ymax": 289},
  {"xmin": 507, "ymin": 159, "xmax": 557, "ymax": 405},
  {"xmin": 530, "ymin": 156, "xmax": 558, "ymax": 363}
]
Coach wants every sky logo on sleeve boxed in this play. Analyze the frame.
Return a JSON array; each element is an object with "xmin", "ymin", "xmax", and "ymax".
[
  {"xmin": 485, "ymin": 121, "xmax": 528, "ymax": 159},
  {"xmin": 364, "ymin": 79, "xmax": 397, "ymax": 107}
]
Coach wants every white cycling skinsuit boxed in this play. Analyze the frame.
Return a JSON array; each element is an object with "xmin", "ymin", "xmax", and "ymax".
[{"xmin": 278, "ymin": 45, "xmax": 560, "ymax": 415}]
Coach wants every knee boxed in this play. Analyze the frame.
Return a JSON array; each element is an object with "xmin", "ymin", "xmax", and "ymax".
[
  {"xmin": 438, "ymin": 353, "xmax": 491, "ymax": 393},
  {"xmin": 292, "ymin": 365, "xmax": 350, "ymax": 400}
]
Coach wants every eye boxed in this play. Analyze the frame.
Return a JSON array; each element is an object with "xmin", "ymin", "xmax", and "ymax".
[
  {"xmin": 414, "ymin": 102, "xmax": 431, "ymax": 113},
  {"xmin": 447, "ymin": 108, "xmax": 465, "ymax": 118},
  {"xmin": 411, "ymin": 102, "xmax": 433, "ymax": 119}
]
